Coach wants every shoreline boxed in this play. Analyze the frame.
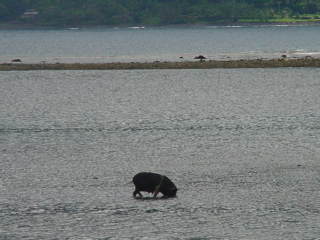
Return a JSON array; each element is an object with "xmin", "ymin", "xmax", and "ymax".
[
  {"xmin": 1, "ymin": 58, "xmax": 320, "ymax": 71},
  {"xmin": 1, "ymin": 20, "xmax": 320, "ymax": 30}
]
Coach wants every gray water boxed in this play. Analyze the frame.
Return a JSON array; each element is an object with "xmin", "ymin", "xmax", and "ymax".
[
  {"xmin": 1, "ymin": 25, "xmax": 320, "ymax": 63},
  {"xmin": 1, "ymin": 68, "xmax": 320, "ymax": 239}
]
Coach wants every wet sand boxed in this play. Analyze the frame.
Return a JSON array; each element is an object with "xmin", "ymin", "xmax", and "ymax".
[
  {"xmin": 1, "ymin": 69, "xmax": 320, "ymax": 239},
  {"xmin": 1, "ymin": 57, "xmax": 320, "ymax": 71}
]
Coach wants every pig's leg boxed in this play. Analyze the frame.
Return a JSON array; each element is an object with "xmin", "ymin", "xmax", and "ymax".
[{"xmin": 133, "ymin": 188, "xmax": 143, "ymax": 198}]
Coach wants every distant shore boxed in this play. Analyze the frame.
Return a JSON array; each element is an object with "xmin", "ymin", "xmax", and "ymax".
[
  {"xmin": 1, "ymin": 20, "xmax": 320, "ymax": 30},
  {"xmin": 1, "ymin": 58, "xmax": 320, "ymax": 71}
]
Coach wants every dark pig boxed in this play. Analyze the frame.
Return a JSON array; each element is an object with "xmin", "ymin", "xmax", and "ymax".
[{"xmin": 133, "ymin": 172, "xmax": 177, "ymax": 198}]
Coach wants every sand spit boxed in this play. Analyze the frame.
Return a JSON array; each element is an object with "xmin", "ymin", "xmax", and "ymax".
[{"xmin": 1, "ymin": 58, "xmax": 320, "ymax": 71}]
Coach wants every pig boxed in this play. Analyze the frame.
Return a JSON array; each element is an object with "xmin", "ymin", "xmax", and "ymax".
[{"xmin": 133, "ymin": 172, "xmax": 177, "ymax": 199}]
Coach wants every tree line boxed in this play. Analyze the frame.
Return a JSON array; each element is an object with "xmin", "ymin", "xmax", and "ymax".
[{"xmin": 1, "ymin": 0, "xmax": 320, "ymax": 26}]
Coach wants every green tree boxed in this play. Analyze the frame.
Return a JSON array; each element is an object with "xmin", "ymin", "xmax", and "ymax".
[
  {"xmin": 1, "ymin": 0, "xmax": 320, "ymax": 26},
  {"xmin": 0, "ymin": 4, "xmax": 9, "ymax": 20}
]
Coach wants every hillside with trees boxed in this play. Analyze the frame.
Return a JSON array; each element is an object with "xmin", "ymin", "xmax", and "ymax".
[{"xmin": 1, "ymin": 0, "xmax": 320, "ymax": 26}]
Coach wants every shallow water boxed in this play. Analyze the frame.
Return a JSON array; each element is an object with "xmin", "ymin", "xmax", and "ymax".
[
  {"xmin": 0, "ymin": 68, "xmax": 320, "ymax": 239},
  {"xmin": 1, "ymin": 25, "xmax": 320, "ymax": 63}
]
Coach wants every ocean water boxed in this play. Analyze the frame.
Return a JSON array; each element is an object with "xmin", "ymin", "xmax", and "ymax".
[
  {"xmin": 1, "ymin": 25, "xmax": 320, "ymax": 63},
  {"xmin": 0, "ymin": 68, "xmax": 320, "ymax": 239}
]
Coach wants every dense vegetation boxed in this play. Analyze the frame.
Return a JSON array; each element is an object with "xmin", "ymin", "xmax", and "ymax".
[{"xmin": 1, "ymin": 0, "xmax": 320, "ymax": 26}]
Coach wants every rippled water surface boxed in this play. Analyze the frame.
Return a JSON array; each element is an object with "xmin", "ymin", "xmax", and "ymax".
[
  {"xmin": 1, "ymin": 69, "xmax": 320, "ymax": 239},
  {"xmin": 1, "ymin": 25, "xmax": 320, "ymax": 63}
]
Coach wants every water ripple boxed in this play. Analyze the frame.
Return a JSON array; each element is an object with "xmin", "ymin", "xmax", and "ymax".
[{"xmin": 1, "ymin": 115, "xmax": 319, "ymax": 134}]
